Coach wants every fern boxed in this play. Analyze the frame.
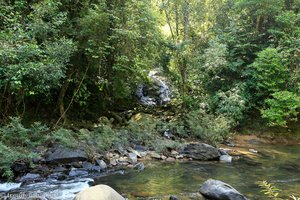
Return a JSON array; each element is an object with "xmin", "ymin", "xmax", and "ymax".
[{"xmin": 258, "ymin": 181, "xmax": 300, "ymax": 200}]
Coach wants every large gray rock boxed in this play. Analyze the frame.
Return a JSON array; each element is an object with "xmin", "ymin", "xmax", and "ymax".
[
  {"xmin": 82, "ymin": 162, "xmax": 102, "ymax": 172},
  {"xmin": 69, "ymin": 168, "xmax": 89, "ymax": 177},
  {"xmin": 128, "ymin": 153, "xmax": 138, "ymax": 164},
  {"xmin": 219, "ymin": 155, "xmax": 232, "ymax": 163},
  {"xmin": 45, "ymin": 146, "xmax": 88, "ymax": 164},
  {"xmin": 96, "ymin": 159, "xmax": 107, "ymax": 169},
  {"xmin": 181, "ymin": 143, "xmax": 220, "ymax": 160},
  {"xmin": 19, "ymin": 173, "xmax": 41, "ymax": 182},
  {"xmin": 199, "ymin": 179, "xmax": 248, "ymax": 200},
  {"xmin": 73, "ymin": 184, "xmax": 125, "ymax": 200}
]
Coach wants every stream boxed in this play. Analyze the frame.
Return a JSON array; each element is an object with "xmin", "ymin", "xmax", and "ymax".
[
  {"xmin": 96, "ymin": 144, "xmax": 300, "ymax": 200},
  {"xmin": 1, "ymin": 144, "xmax": 300, "ymax": 200}
]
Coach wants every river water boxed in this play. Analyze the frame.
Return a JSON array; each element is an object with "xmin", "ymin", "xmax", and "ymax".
[
  {"xmin": 95, "ymin": 144, "xmax": 300, "ymax": 200},
  {"xmin": 1, "ymin": 144, "xmax": 300, "ymax": 199}
]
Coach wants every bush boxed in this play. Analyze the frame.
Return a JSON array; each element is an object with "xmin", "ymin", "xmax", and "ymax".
[
  {"xmin": 89, "ymin": 125, "xmax": 121, "ymax": 152},
  {"xmin": 151, "ymin": 139, "xmax": 181, "ymax": 154},
  {"xmin": 211, "ymin": 85, "xmax": 247, "ymax": 124},
  {"xmin": 0, "ymin": 117, "xmax": 48, "ymax": 179},
  {"xmin": 0, "ymin": 142, "xmax": 23, "ymax": 180},
  {"xmin": 185, "ymin": 109, "xmax": 232, "ymax": 146},
  {"xmin": 124, "ymin": 113, "xmax": 160, "ymax": 145},
  {"xmin": 0, "ymin": 117, "xmax": 49, "ymax": 148},
  {"xmin": 251, "ymin": 48, "xmax": 288, "ymax": 96},
  {"xmin": 51, "ymin": 128, "xmax": 78, "ymax": 148},
  {"xmin": 261, "ymin": 91, "xmax": 300, "ymax": 127}
]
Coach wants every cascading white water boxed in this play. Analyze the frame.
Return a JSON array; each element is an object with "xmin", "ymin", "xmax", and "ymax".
[
  {"xmin": 136, "ymin": 84, "xmax": 157, "ymax": 106},
  {"xmin": 0, "ymin": 178, "xmax": 93, "ymax": 200},
  {"xmin": 136, "ymin": 69, "xmax": 171, "ymax": 106},
  {"xmin": 0, "ymin": 182, "xmax": 22, "ymax": 192}
]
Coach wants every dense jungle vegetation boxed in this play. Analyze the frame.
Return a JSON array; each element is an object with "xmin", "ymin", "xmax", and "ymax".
[{"xmin": 0, "ymin": 0, "xmax": 300, "ymax": 179}]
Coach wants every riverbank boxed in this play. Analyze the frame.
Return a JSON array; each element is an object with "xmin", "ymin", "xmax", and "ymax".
[
  {"xmin": 2, "ymin": 140, "xmax": 299, "ymax": 200},
  {"xmin": 1, "ymin": 113, "xmax": 300, "ymax": 199},
  {"xmin": 1, "ymin": 129, "xmax": 300, "ymax": 199}
]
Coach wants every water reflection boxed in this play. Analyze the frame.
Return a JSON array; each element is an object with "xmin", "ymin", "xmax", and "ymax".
[{"xmin": 95, "ymin": 145, "xmax": 300, "ymax": 200}]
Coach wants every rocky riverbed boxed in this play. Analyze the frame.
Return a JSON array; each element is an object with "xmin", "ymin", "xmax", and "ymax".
[
  {"xmin": 0, "ymin": 142, "xmax": 234, "ymax": 199},
  {"xmin": 2, "ymin": 136, "xmax": 299, "ymax": 200}
]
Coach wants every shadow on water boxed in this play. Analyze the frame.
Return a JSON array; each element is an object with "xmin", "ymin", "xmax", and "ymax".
[
  {"xmin": 1, "ymin": 145, "xmax": 299, "ymax": 199},
  {"xmin": 94, "ymin": 145, "xmax": 300, "ymax": 200}
]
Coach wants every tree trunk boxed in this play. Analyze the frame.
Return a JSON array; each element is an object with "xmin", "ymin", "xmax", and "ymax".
[
  {"xmin": 181, "ymin": 0, "xmax": 190, "ymax": 94},
  {"xmin": 57, "ymin": 70, "xmax": 74, "ymax": 123},
  {"xmin": 175, "ymin": 2, "xmax": 179, "ymax": 41},
  {"xmin": 106, "ymin": 0, "xmax": 115, "ymax": 80},
  {"xmin": 256, "ymin": 15, "xmax": 261, "ymax": 32},
  {"xmin": 162, "ymin": 0, "xmax": 175, "ymax": 42},
  {"xmin": 183, "ymin": 0, "xmax": 190, "ymax": 41}
]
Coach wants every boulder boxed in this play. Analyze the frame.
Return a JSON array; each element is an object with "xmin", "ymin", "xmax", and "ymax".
[
  {"xmin": 12, "ymin": 162, "xmax": 29, "ymax": 174},
  {"xmin": 19, "ymin": 173, "xmax": 42, "ymax": 182},
  {"xmin": 169, "ymin": 195, "xmax": 180, "ymax": 200},
  {"xmin": 219, "ymin": 155, "xmax": 232, "ymax": 163},
  {"xmin": 53, "ymin": 166, "xmax": 67, "ymax": 172},
  {"xmin": 128, "ymin": 153, "xmax": 138, "ymax": 164},
  {"xmin": 48, "ymin": 172, "xmax": 67, "ymax": 180},
  {"xmin": 134, "ymin": 145, "xmax": 147, "ymax": 152},
  {"xmin": 96, "ymin": 159, "xmax": 107, "ymax": 169},
  {"xmin": 161, "ymin": 155, "xmax": 167, "ymax": 160},
  {"xmin": 69, "ymin": 169, "xmax": 89, "ymax": 177},
  {"xmin": 109, "ymin": 158, "xmax": 118, "ymax": 166},
  {"xmin": 45, "ymin": 146, "xmax": 88, "ymax": 164},
  {"xmin": 166, "ymin": 157, "xmax": 176, "ymax": 162},
  {"xmin": 171, "ymin": 150, "xmax": 179, "ymax": 156},
  {"xmin": 133, "ymin": 162, "xmax": 145, "ymax": 171},
  {"xmin": 73, "ymin": 185, "xmax": 125, "ymax": 200},
  {"xmin": 82, "ymin": 162, "xmax": 102, "ymax": 172},
  {"xmin": 181, "ymin": 143, "xmax": 220, "ymax": 160},
  {"xmin": 33, "ymin": 165, "xmax": 50, "ymax": 175},
  {"xmin": 149, "ymin": 152, "xmax": 161, "ymax": 159},
  {"xmin": 199, "ymin": 179, "xmax": 248, "ymax": 200},
  {"xmin": 118, "ymin": 157, "xmax": 129, "ymax": 163}
]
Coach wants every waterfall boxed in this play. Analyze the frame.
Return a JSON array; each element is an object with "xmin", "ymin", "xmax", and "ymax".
[{"xmin": 136, "ymin": 69, "xmax": 171, "ymax": 106}]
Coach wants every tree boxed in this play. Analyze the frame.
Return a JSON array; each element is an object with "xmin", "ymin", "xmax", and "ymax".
[
  {"xmin": 251, "ymin": 48, "xmax": 288, "ymax": 98},
  {"xmin": 0, "ymin": 0, "xmax": 76, "ymax": 120},
  {"xmin": 261, "ymin": 91, "xmax": 300, "ymax": 127}
]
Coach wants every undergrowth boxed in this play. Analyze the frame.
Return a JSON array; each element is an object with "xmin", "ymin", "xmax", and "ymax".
[{"xmin": 0, "ymin": 112, "xmax": 233, "ymax": 180}]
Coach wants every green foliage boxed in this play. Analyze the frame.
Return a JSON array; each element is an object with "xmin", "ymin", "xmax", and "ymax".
[
  {"xmin": 0, "ymin": 117, "xmax": 49, "ymax": 148},
  {"xmin": 211, "ymin": 85, "xmax": 247, "ymax": 123},
  {"xmin": 0, "ymin": 142, "xmax": 22, "ymax": 180},
  {"xmin": 251, "ymin": 48, "xmax": 288, "ymax": 96},
  {"xmin": 152, "ymin": 139, "xmax": 181, "ymax": 154},
  {"xmin": 89, "ymin": 125, "xmax": 124, "ymax": 152},
  {"xmin": 202, "ymin": 41, "xmax": 228, "ymax": 81},
  {"xmin": 77, "ymin": 0, "xmax": 162, "ymax": 107},
  {"xmin": 0, "ymin": 0, "xmax": 300, "ymax": 152},
  {"xmin": 51, "ymin": 125, "xmax": 127, "ymax": 153},
  {"xmin": 0, "ymin": 117, "xmax": 47, "ymax": 179},
  {"xmin": 258, "ymin": 180, "xmax": 281, "ymax": 199},
  {"xmin": 261, "ymin": 91, "xmax": 300, "ymax": 127},
  {"xmin": 237, "ymin": 0, "xmax": 284, "ymax": 18},
  {"xmin": 258, "ymin": 180, "xmax": 300, "ymax": 200},
  {"xmin": 184, "ymin": 109, "xmax": 232, "ymax": 145},
  {"xmin": 125, "ymin": 114, "xmax": 160, "ymax": 145},
  {"xmin": 0, "ymin": 0, "xmax": 77, "ymax": 95},
  {"xmin": 51, "ymin": 128, "xmax": 78, "ymax": 148}
]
